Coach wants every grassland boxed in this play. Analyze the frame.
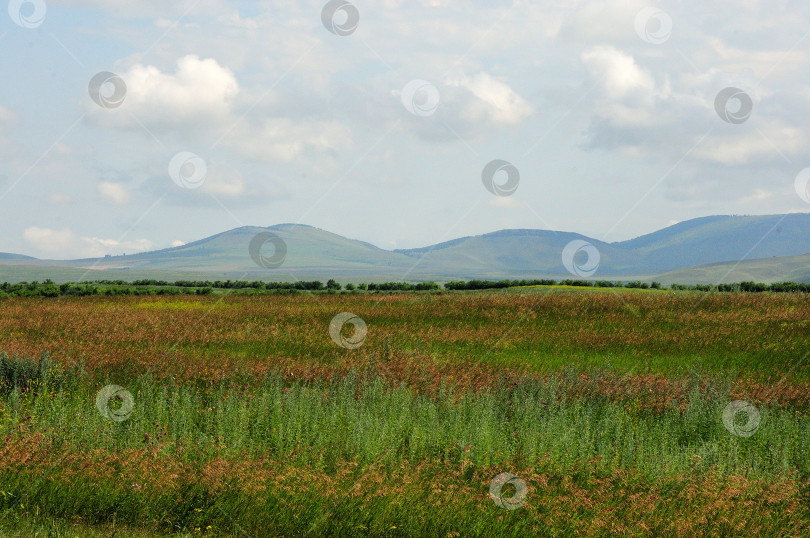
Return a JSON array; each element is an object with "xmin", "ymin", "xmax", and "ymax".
[{"xmin": 0, "ymin": 288, "xmax": 808, "ymax": 536}]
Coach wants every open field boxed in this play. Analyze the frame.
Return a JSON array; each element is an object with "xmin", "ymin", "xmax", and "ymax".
[{"xmin": 0, "ymin": 289, "xmax": 809, "ymax": 536}]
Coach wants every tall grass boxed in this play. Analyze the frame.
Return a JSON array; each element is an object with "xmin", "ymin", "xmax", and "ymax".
[
  {"xmin": 4, "ymin": 368, "xmax": 808, "ymax": 477},
  {"xmin": 1, "ymin": 369, "xmax": 807, "ymax": 535}
]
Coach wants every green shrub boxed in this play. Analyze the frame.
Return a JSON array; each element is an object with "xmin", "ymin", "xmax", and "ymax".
[{"xmin": 0, "ymin": 350, "xmax": 76, "ymax": 394}]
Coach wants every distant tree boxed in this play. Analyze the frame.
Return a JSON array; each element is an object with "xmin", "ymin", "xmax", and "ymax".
[
  {"xmin": 345, "ymin": 283, "xmax": 356, "ymax": 291},
  {"xmin": 326, "ymin": 279, "xmax": 342, "ymax": 291}
]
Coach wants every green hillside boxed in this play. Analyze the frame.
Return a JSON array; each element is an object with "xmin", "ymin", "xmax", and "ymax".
[{"xmin": 2, "ymin": 214, "xmax": 810, "ymax": 284}]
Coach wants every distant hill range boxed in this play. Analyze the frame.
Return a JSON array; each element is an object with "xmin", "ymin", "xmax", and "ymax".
[{"xmin": 2, "ymin": 213, "xmax": 810, "ymax": 284}]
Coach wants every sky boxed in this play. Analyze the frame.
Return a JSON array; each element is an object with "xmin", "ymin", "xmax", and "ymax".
[{"xmin": 1, "ymin": 0, "xmax": 810, "ymax": 259}]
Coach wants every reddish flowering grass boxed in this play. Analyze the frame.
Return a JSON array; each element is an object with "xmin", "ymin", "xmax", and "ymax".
[
  {"xmin": 0, "ymin": 291, "xmax": 808, "ymax": 400},
  {"xmin": 2, "ymin": 434, "xmax": 807, "ymax": 536}
]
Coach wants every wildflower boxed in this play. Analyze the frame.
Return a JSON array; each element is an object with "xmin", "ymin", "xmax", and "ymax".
[{"xmin": 132, "ymin": 483, "xmax": 141, "ymax": 489}]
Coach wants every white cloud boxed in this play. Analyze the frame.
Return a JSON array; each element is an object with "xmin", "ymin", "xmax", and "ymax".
[
  {"xmin": 89, "ymin": 55, "xmax": 238, "ymax": 130},
  {"xmin": 87, "ymin": 54, "xmax": 352, "ymax": 166},
  {"xmin": 581, "ymin": 46, "xmax": 656, "ymax": 102},
  {"xmin": 695, "ymin": 125, "xmax": 807, "ymax": 166},
  {"xmin": 171, "ymin": 240, "xmax": 186, "ymax": 247},
  {"xmin": 97, "ymin": 181, "xmax": 130, "ymax": 205},
  {"xmin": 23, "ymin": 227, "xmax": 153, "ymax": 259},
  {"xmin": 229, "ymin": 118, "xmax": 352, "ymax": 162},
  {"xmin": 446, "ymin": 72, "xmax": 534, "ymax": 125}
]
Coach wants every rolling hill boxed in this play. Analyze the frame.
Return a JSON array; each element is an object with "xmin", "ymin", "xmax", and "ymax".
[{"xmin": 1, "ymin": 213, "xmax": 810, "ymax": 283}]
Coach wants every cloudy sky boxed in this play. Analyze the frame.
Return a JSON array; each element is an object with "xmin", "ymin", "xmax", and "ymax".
[{"xmin": 1, "ymin": 0, "xmax": 809, "ymax": 259}]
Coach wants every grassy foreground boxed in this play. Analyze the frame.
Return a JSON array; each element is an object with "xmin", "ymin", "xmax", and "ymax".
[{"xmin": 0, "ymin": 289, "xmax": 808, "ymax": 535}]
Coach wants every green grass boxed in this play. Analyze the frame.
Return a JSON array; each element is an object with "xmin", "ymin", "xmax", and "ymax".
[
  {"xmin": 1, "ymin": 368, "xmax": 808, "ymax": 536},
  {"xmin": 2, "ymin": 290, "xmax": 810, "ymax": 536}
]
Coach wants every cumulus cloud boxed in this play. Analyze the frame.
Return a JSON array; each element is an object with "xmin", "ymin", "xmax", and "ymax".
[
  {"xmin": 23, "ymin": 227, "xmax": 154, "ymax": 259},
  {"xmin": 445, "ymin": 72, "xmax": 534, "ymax": 125},
  {"xmin": 86, "ymin": 54, "xmax": 353, "ymax": 166},
  {"xmin": 581, "ymin": 47, "xmax": 656, "ymax": 103},
  {"xmin": 97, "ymin": 181, "xmax": 130, "ymax": 205},
  {"xmin": 392, "ymin": 71, "xmax": 534, "ymax": 142},
  {"xmin": 89, "ymin": 55, "xmax": 238, "ymax": 131}
]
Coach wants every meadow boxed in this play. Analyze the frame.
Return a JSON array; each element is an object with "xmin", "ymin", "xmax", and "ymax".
[{"xmin": 0, "ymin": 288, "xmax": 808, "ymax": 536}]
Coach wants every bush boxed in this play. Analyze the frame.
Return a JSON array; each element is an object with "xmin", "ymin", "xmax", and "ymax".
[
  {"xmin": 624, "ymin": 281, "xmax": 649, "ymax": 289},
  {"xmin": 0, "ymin": 350, "xmax": 74, "ymax": 394}
]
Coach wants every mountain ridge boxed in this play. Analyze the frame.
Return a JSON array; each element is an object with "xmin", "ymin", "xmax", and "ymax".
[{"xmin": 2, "ymin": 213, "xmax": 810, "ymax": 283}]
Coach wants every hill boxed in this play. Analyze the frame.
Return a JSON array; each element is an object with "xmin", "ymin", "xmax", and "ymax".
[{"xmin": 2, "ymin": 213, "xmax": 809, "ymax": 283}]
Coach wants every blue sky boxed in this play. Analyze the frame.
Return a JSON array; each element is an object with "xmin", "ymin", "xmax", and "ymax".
[{"xmin": 1, "ymin": 0, "xmax": 809, "ymax": 259}]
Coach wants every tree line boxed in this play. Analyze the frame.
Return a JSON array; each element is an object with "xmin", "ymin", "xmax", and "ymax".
[{"xmin": 1, "ymin": 278, "xmax": 809, "ymax": 298}]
